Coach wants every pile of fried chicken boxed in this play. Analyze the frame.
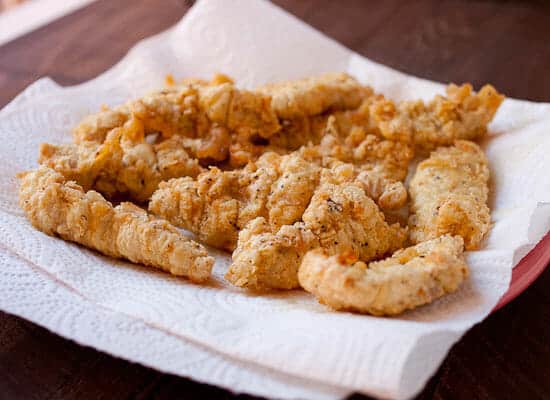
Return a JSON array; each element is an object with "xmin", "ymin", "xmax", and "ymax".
[{"xmin": 18, "ymin": 72, "xmax": 504, "ymax": 316}]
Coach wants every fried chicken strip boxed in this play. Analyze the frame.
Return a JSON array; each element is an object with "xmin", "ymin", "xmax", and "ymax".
[
  {"xmin": 74, "ymin": 78, "xmax": 280, "ymax": 145},
  {"xmin": 225, "ymin": 217, "xmax": 319, "ymax": 290},
  {"xmin": 40, "ymin": 117, "xmax": 204, "ymax": 202},
  {"xmin": 298, "ymin": 235, "xmax": 468, "ymax": 315},
  {"xmin": 19, "ymin": 167, "xmax": 214, "ymax": 282},
  {"xmin": 408, "ymin": 140, "xmax": 490, "ymax": 250},
  {"xmin": 240, "ymin": 82, "xmax": 501, "ymax": 164},
  {"xmin": 370, "ymin": 84, "xmax": 504, "ymax": 149},
  {"xmin": 257, "ymin": 72, "xmax": 368, "ymax": 119},
  {"xmin": 225, "ymin": 170, "xmax": 407, "ymax": 290}
]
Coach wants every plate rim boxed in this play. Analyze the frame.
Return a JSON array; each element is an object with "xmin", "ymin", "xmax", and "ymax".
[{"xmin": 494, "ymin": 230, "xmax": 550, "ymax": 310}]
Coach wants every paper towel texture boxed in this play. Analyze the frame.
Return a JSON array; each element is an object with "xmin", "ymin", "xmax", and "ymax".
[{"xmin": 1, "ymin": 1, "xmax": 549, "ymax": 399}]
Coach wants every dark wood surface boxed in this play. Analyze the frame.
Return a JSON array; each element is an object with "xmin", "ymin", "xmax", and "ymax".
[{"xmin": 1, "ymin": 0, "xmax": 549, "ymax": 399}]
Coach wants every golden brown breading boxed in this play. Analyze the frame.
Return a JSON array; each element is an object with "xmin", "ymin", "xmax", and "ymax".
[
  {"xmin": 268, "ymin": 107, "xmax": 414, "ymax": 184},
  {"xmin": 40, "ymin": 118, "xmax": 204, "ymax": 202},
  {"xmin": 72, "ymin": 81, "xmax": 280, "ymax": 171},
  {"xmin": 129, "ymin": 85, "xmax": 206, "ymax": 140},
  {"xmin": 298, "ymin": 235, "xmax": 468, "ymax": 315},
  {"xmin": 257, "ymin": 153, "xmax": 323, "ymax": 229},
  {"xmin": 265, "ymin": 112, "xmax": 414, "ymax": 211},
  {"xmin": 257, "ymin": 72, "xmax": 369, "ymax": 119},
  {"xmin": 73, "ymin": 79, "xmax": 280, "ymax": 145},
  {"xmin": 370, "ymin": 84, "xmax": 504, "ymax": 149},
  {"xmin": 408, "ymin": 140, "xmax": 490, "ymax": 250},
  {"xmin": 305, "ymin": 128, "xmax": 414, "ymax": 182},
  {"xmin": 265, "ymin": 95, "xmax": 376, "ymax": 155},
  {"xmin": 302, "ymin": 171, "xmax": 407, "ymax": 261},
  {"xmin": 72, "ymin": 78, "xmax": 500, "ymax": 175},
  {"xmin": 194, "ymin": 126, "xmax": 232, "ymax": 161},
  {"xmin": 326, "ymin": 96, "xmax": 381, "ymax": 137},
  {"xmin": 149, "ymin": 152, "xmax": 321, "ymax": 251},
  {"xmin": 149, "ymin": 143, "xmax": 408, "ymax": 252},
  {"xmin": 225, "ymin": 74, "xmax": 376, "ymax": 166},
  {"xmin": 73, "ymin": 105, "xmax": 130, "ymax": 144},
  {"xmin": 355, "ymin": 171, "xmax": 408, "ymax": 211},
  {"xmin": 298, "ymin": 136, "xmax": 411, "ymax": 210},
  {"xmin": 39, "ymin": 140, "xmax": 100, "ymax": 189},
  {"xmin": 266, "ymin": 116, "xmax": 326, "ymax": 152},
  {"xmin": 19, "ymin": 167, "xmax": 214, "ymax": 282},
  {"xmin": 225, "ymin": 171, "xmax": 407, "ymax": 290},
  {"xmin": 71, "ymin": 74, "xmax": 383, "ymax": 170},
  {"xmin": 73, "ymin": 86, "xmax": 196, "ymax": 144},
  {"xmin": 226, "ymin": 217, "xmax": 319, "ymax": 289}
]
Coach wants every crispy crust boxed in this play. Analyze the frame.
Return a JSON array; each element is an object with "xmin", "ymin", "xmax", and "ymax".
[
  {"xmin": 370, "ymin": 84, "xmax": 504, "ymax": 149},
  {"xmin": 149, "ymin": 152, "xmax": 321, "ymax": 251},
  {"xmin": 257, "ymin": 72, "xmax": 368, "ymax": 119},
  {"xmin": 149, "ymin": 146, "xmax": 408, "ymax": 252},
  {"xmin": 302, "ymin": 172, "xmax": 407, "ymax": 261},
  {"xmin": 40, "ymin": 118, "xmax": 204, "ymax": 202},
  {"xmin": 299, "ymin": 129, "xmax": 414, "ymax": 182},
  {"xmin": 408, "ymin": 140, "xmax": 491, "ymax": 250},
  {"xmin": 225, "ymin": 173, "xmax": 406, "ymax": 290},
  {"xmin": 226, "ymin": 218, "xmax": 319, "ymax": 290},
  {"xmin": 72, "ymin": 73, "xmax": 376, "ymax": 169},
  {"xmin": 74, "ymin": 79, "xmax": 280, "ymax": 144},
  {"xmin": 298, "ymin": 235, "xmax": 468, "ymax": 315},
  {"xmin": 19, "ymin": 167, "xmax": 214, "ymax": 282}
]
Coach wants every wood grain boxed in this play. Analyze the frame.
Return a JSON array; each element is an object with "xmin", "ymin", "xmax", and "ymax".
[{"xmin": 0, "ymin": 0, "xmax": 549, "ymax": 399}]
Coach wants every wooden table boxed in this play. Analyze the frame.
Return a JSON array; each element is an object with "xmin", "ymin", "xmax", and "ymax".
[{"xmin": 1, "ymin": 1, "xmax": 549, "ymax": 398}]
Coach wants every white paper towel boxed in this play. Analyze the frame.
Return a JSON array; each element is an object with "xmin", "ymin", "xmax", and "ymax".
[{"xmin": 0, "ymin": 1, "xmax": 549, "ymax": 399}]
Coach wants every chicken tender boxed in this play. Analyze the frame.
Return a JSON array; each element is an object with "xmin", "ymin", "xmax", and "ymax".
[
  {"xmin": 408, "ymin": 140, "xmax": 490, "ymax": 250},
  {"xmin": 257, "ymin": 72, "xmax": 368, "ymax": 119},
  {"xmin": 72, "ymin": 79, "xmax": 281, "ymax": 169},
  {"xmin": 149, "ymin": 152, "xmax": 321, "ymax": 251},
  {"xmin": 74, "ymin": 77, "xmax": 280, "ymax": 145},
  {"xmin": 73, "ymin": 85, "xmax": 198, "ymax": 144},
  {"xmin": 226, "ymin": 218, "xmax": 319, "ymax": 290},
  {"xmin": 40, "ymin": 117, "xmax": 204, "ymax": 202},
  {"xmin": 299, "ymin": 235, "xmax": 468, "ymax": 315},
  {"xmin": 19, "ymin": 167, "xmax": 214, "ymax": 282},
  {"xmin": 225, "ymin": 172, "xmax": 407, "ymax": 290},
  {"xmin": 370, "ymin": 84, "xmax": 504, "ymax": 149},
  {"xmin": 303, "ymin": 171, "xmax": 407, "ymax": 261}
]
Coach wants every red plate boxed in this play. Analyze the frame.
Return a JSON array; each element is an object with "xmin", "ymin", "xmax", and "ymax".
[{"xmin": 494, "ymin": 231, "xmax": 550, "ymax": 310}]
